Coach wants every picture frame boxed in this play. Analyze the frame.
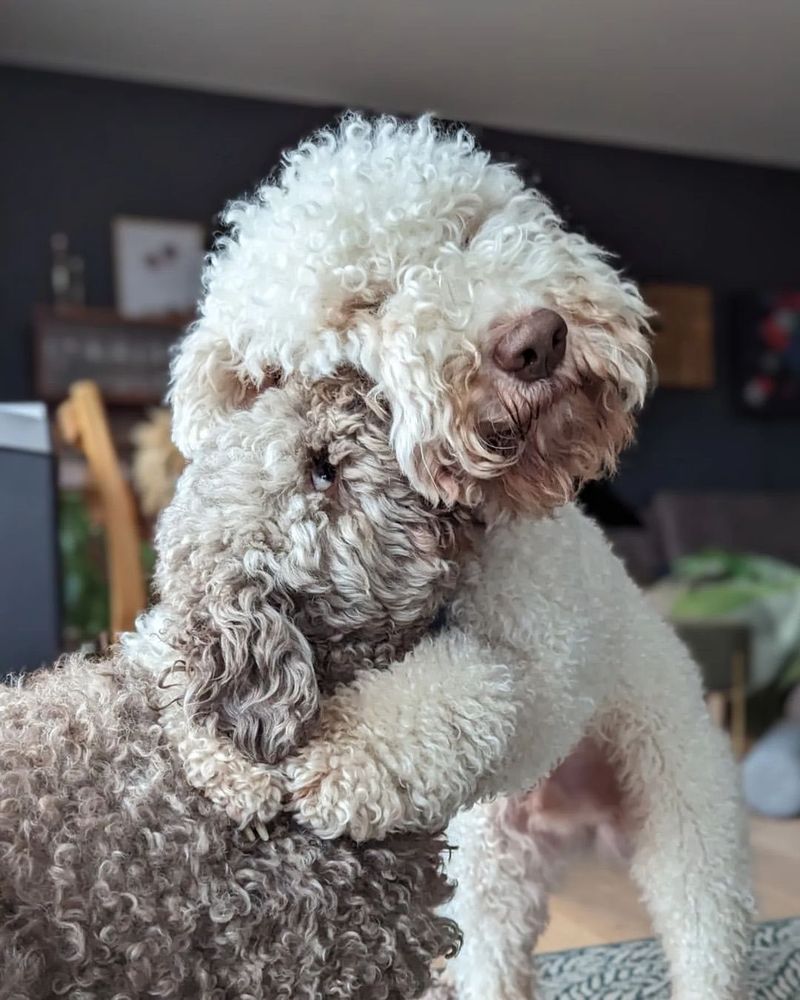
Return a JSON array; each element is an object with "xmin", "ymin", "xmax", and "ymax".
[
  {"xmin": 642, "ymin": 283, "xmax": 715, "ymax": 389},
  {"xmin": 113, "ymin": 216, "xmax": 205, "ymax": 320}
]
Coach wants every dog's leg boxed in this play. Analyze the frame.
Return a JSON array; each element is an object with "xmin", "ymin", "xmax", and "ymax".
[
  {"xmin": 604, "ymin": 627, "xmax": 754, "ymax": 1000},
  {"xmin": 441, "ymin": 795, "xmax": 568, "ymax": 1000},
  {"xmin": 286, "ymin": 629, "xmax": 521, "ymax": 840}
]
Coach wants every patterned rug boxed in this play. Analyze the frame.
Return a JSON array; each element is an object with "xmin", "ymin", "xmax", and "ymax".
[{"xmin": 537, "ymin": 917, "xmax": 800, "ymax": 998}]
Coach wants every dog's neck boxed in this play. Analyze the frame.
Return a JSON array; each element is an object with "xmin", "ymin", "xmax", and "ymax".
[{"xmin": 307, "ymin": 611, "xmax": 448, "ymax": 693}]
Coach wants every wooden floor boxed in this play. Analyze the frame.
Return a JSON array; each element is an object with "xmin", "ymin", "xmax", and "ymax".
[{"xmin": 538, "ymin": 815, "xmax": 800, "ymax": 953}]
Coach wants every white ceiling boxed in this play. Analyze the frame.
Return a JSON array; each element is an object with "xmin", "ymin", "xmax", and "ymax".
[{"xmin": 2, "ymin": 0, "xmax": 799, "ymax": 168}]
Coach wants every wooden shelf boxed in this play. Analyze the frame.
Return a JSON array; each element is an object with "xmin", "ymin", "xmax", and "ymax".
[{"xmin": 34, "ymin": 304, "xmax": 193, "ymax": 406}]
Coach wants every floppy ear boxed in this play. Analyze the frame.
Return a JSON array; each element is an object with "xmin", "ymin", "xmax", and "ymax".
[
  {"xmin": 169, "ymin": 320, "xmax": 281, "ymax": 458},
  {"xmin": 183, "ymin": 590, "xmax": 320, "ymax": 765}
]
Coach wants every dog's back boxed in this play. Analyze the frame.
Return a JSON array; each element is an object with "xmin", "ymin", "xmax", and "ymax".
[{"xmin": 0, "ymin": 651, "xmax": 458, "ymax": 998}]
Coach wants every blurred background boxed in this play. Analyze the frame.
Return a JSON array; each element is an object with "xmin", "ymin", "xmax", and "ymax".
[{"xmin": 1, "ymin": 0, "xmax": 798, "ymax": 964}]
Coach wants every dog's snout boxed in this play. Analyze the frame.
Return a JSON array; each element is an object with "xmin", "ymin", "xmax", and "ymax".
[{"xmin": 492, "ymin": 309, "xmax": 568, "ymax": 383}]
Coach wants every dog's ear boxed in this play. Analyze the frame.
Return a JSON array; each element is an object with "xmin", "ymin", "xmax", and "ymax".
[
  {"xmin": 183, "ymin": 591, "xmax": 320, "ymax": 765},
  {"xmin": 169, "ymin": 322, "xmax": 282, "ymax": 458}
]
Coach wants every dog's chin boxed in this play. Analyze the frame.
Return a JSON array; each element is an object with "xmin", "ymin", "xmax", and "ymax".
[
  {"xmin": 464, "ymin": 377, "xmax": 634, "ymax": 519},
  {"xmin": 414, "ymin": 375, "xmax": 635, "ymax": 517},
  {"xmin": 492, "ymin": 381, "xmax": 635, "ymax": 517}
]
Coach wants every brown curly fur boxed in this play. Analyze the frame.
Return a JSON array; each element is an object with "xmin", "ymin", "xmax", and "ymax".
[{"xmin": 0, "ymin": 371, "xmax": 474, "ymax": 999}]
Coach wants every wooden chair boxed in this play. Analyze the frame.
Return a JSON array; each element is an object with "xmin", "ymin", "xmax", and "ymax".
[{"xmin": 57, "ymin": 380, "xmax": 147, "ymax": 638}]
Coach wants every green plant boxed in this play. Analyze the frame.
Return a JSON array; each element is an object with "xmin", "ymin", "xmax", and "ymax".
[
  {"xmin": 59, "ymin": 492, "xmax": 159, "ymax": 647},
  {"xmin": 59, "ymin": 491, "xmax": 109, "ymax": 645},
  {"xmin": 672, "ymin": 548, "xmax": 800, "ymax": 690}
]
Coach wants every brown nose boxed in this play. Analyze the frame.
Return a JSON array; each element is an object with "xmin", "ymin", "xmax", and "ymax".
[{"xmin": 492, "ymin": 309, "xmax": 568, "ymax": 382}]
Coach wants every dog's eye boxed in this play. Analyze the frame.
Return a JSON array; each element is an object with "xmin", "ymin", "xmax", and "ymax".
[{"xmin": 310, "ymin": 453, "xmax": 337, "ymax": 492}]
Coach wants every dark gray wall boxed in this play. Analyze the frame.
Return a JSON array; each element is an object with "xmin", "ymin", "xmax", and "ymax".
[{"xmin": 2, "ymin": 65, "xmax": 798, "ymax": 506}]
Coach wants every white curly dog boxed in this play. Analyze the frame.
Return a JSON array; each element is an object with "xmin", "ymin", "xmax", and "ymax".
[{"xmin": 171, "ymin": 116, "xmax": 753, "ymax": 1000}]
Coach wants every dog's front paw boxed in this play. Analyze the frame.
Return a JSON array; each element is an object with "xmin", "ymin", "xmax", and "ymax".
[{"xmin": 286, "ymin": 741, "xmax": 404, "ymax": 841}]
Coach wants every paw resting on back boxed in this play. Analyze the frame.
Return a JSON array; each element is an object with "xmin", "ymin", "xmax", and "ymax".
[{"xmin": 285, "ymin": 739, "xmax": 406, "ymax": 841}]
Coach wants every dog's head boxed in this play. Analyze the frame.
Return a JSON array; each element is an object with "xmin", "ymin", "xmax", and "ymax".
[
  {"xmin": 156, "ymin": 369, "xmax": 472, "ymax": 765},
  {"xmin": 170, "ymin": 114, "xmax": 652, "ymax": 518}
]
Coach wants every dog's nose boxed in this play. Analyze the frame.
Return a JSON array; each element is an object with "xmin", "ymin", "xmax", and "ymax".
[{"xmin": 492, "ymin": 309, "xmax": 568, "ymax": 382}]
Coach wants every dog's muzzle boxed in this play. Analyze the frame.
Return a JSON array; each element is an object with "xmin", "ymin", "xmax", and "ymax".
[{"xmin": 492, "ymin": 309, "xmax": 568, "ymax": 383}]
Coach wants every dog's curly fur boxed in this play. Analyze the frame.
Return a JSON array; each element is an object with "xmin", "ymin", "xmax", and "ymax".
[
  {"xmin": 0, "ymin": 372, "xmax": 473, "ymax": 999},
  {"xmin": 169, "ymin": 114, "xmax": 651, "ymax": 516},
  {"xmin": 168, "ymin": 115, "xmax": 754, "ymax": 1000}
]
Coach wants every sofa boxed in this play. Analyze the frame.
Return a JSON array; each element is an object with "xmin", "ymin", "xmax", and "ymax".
[{"xmin": 608, "ymin": 491, "xmax": 800, "ymax": 587}]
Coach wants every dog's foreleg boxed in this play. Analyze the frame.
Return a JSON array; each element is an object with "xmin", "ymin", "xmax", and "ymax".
[
  {"xmin": 605, "ymin": 627, "xmax": 753, "ymax": 1000},
  {"xmin": 286, "ymin": 628, "xmax": 520, "ymax": 841},
  {"xmin": 441, "ymin": 794, "xmax": 568, "ymax": 1000}
]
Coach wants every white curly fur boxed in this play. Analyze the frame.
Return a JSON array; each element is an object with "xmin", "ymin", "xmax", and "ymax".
[
  {"xmin": 170, "ymin": 114, "xmax": 650, "ymax": 512},
  {"xmin": 170, "ymin": 116, "xmax": 753, "ymax": 1000},
  {"xmin": 289, "ymin": 510, "xmax": 753, "ymax": 999}
]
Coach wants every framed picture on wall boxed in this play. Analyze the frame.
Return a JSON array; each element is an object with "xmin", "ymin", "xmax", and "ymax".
[
  {"xmin": 113, "ymin": 216, "xmax": 205, "ymax": 319},
  {"xmin": 731, "ymin": 292, "xmax": 800, "ymax": 416},
  {"xmin": 642, "ymin": 284, "xmax": 715, "ymax": 389}
]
